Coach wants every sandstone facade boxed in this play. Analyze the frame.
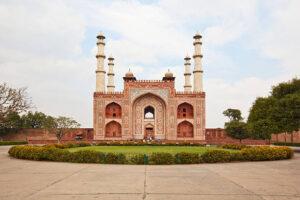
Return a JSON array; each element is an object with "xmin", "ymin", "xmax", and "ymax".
[{"xmin": 93, "ymin": 33, "xmax": 206, "ymax": 141}]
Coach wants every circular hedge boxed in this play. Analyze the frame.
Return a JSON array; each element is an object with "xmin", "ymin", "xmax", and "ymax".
[{"xmin": 8, "ymin": 143, "xmax": 294, "ymax": 165}]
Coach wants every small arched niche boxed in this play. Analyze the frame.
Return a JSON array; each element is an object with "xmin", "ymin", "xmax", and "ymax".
[
  {"xmin": 177, "ymin": 103, "xmax": 193, "ymax": 119},
  {"xmin": 105, "ymin": 121, "xmax": 122, "ymax": 137},
  {"xmin": 177, "ymin": 121, "xmax": 193, "ymax": 138},
  {"xmin": 144, "ymin": 106, "xmax": 154, "ymax": 119},
  {"xmin": 105, "ymin": 102, "xmax": 122, "ymax": 118}
]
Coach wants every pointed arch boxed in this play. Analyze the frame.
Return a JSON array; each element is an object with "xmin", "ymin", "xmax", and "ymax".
[
  {"xmin": 105, "ymin": 102, "xmax": 122, "ymax": 118},
  {"xmin": 144, "ymin": 106, "xmax": 154, "ymax": 119},
  {"xmin": 177, "ymin": 120, "xmax": 193, "ymax": 138},
  {"xmin": 105, "ymin": 121, "xmax": 122, "ymax": 137},
  {"xmin": 177, "ymin": 102, "xmax": 193, "ymax": 119}
]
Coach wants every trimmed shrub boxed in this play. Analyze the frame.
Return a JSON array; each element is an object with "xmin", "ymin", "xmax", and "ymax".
[
  {"xmin": 231, "ymin": 151, "xmax": 244, "ymax": 161},
  {"xmin": 71, "ymin": 150, "xmax": 102, "ymax": 163},
  {"xmin": 105, "ymin": 152, "xmax": 122, "ymax": 164},
  {"xmin": 137, "ymin": 141, "xmax": 146, "ymax": 146},
  {"xmin": 129, "ymin": 153, "xmax": 145, "ymax": 164},
  {"xmin": 43, "ymin": 143, "xmax": 58, "ymax": 148},
  {"xmin": 201, "ymin": 150, "xmax": 232, "ymax": 163},
  {"xmin": 8, "ymin": 145, "xmax": 72, "ymax": 161},
  {"xmin": 97, "ymin": 142, "xmax": 107, "ymax": 146},
  {"xmin": 59, "ymin": 143, "xmax": 75, "ymax": 149},
  {"xmin": 241, "ymin": 146, "xmax": 294, "ymax": 161},
  {"xmin": 177, "ymin": 142, "xmax": 185, "ymax": 146},
  {"xmin": 75, "ymin": 142, "xmax": 91, "ymax": 147},
  {"xmin": 149, "ymin": 152, "xmax": 174, "ymax": 165},
  {"xmin": 123, "ymin": 141, "xmax": 135, "ymax": 146},
  {"xmin": 8, "ymin": 144, "xmax": 294, "ymax": 165},
  {"xmin": 110, "ymin": 141, "xmax": 121, "ymax": 146},
  {"xmin": 221, "ymin": 143, "xmax": 248, "ymax": 150},
  {"xmin": 274, "ymin": 142, "xmax": 300, "ymax": 147},
  {"xmin": 191, "ymin": 143, "xmax": 205, "ymax": 147},
  {"xmin": 165, "ymin": 142, "xmax": 175, "ymax": 146},
  {"xmin": 176, "ymin": 152, "xmax": 201, "ymax": 164},
  {"xmin": 150, "ymin": 142, "xmax": 161, "ymax": 146},
  {"xmin": 0, "ymin": 141, "xmax": 28, "ymax": 146}
]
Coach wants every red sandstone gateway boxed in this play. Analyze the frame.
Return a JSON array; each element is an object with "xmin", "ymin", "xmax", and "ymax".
[{"xmin": 93, "ymin": 33, "xmax": 206, "ymax": 141}]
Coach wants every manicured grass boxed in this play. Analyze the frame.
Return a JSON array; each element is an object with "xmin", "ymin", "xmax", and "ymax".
[{"xmin": 66, "ymin": 146, "xmax": 237, "ymax": 155}]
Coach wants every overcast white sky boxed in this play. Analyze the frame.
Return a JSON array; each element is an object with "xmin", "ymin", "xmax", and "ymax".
[{"xmin": 0, "ymin": 0, "xmax": 299, "ymax": 128}]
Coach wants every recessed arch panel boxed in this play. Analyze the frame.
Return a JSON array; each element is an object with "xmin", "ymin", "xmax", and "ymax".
[
  {"xmin": 105, "ymin": 121, "xmax": 122, "ymax": 137},
  {"xmin": 177, "ymin": 103, "xmax": 193, "ymax": 119},
  {"xmin": 105, "ymin": 102, "xmax": 122, "ymax": 118},
  {"xmin": 177, "ymin": 121, "xmax": 193, "ymax": 138}
]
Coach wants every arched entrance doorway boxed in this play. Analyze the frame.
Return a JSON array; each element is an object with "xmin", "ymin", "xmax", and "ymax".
[
  {"xmin": 144, "ymin": 123, "xmax": 155, "ymax": 139},
  {"xmin": 132, "ymin": 93, "xmax": 166, "ymax": 139}
]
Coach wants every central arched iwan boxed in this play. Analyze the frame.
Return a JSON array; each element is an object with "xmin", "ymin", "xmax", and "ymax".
[{"xmin": 132, "ymin": 93, "xmax": 166, "ymax": 136}]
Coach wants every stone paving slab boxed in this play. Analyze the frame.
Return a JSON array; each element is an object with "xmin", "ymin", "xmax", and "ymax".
[{"xmin": 0, "ymin": 146, "xmax": 299, "ymax": 200}]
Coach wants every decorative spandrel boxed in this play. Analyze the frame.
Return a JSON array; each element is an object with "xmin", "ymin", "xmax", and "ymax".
[{"xmin": 131, "ymin": 89, "xmax": 168, "ymax": 103}]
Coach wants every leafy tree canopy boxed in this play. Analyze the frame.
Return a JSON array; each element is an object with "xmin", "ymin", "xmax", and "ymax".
[
  {"xmin": 248, "ymin": 78, "xmax": 300, "ymax": 141},
  {"xmin": 21, "ymin": 111, "xmax": 47, "ymax": 128},
  {"xmin": 271, "ymin": 78, "xmax": 300, "ymax": 99},
  {"xmin": 0, "ymin": 83, "xmax": 32, "ymax": 119},
  {"xmin": 223, "ymin": 108, "xmax": 243, "ymax": 122},
  {"xmin": 0, "ymin": 83, "xmax": 32, "ymax": 136}
]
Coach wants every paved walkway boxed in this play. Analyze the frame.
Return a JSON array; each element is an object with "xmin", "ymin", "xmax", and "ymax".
[{"xmin": 0, "ymin": 146, "xmax": 299, "ymax": 200}]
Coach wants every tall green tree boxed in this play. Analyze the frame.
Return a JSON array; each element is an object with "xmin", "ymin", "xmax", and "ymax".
[
  {"xmin": 224, "ymin": 121, "xmax": 249, "ymax": 143},
  {"xmin": 247, "ymin": 97, "xmax": 280, "ymax": 140},
  {"xmin": 276, "ymin": 93, "xmax": 300, "ymax": 143},
  {"xmin": 248, "ymin": 78, "xmax": 300, "ymax": 142},
  {"xmin": 223, "ymin": 108, "xmax": 249, "ymax": 143},
  {"xmin": 43, "ymin": 116, "xmax": 80, "ymax": 143}
]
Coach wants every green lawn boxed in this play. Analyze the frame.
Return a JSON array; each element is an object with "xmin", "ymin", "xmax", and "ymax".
[{"xmin": 66, "ymin": 146, "xmax": 237, "ymax": 155}]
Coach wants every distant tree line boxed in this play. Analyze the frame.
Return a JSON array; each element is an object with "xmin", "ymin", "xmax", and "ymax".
[
  {"xmin": 0, "ymin": 83, "xmax": 80, "ymax": 143},
  {"xmin": 224, "ymin": 78, "xmax": 300, "ymax": 143}
]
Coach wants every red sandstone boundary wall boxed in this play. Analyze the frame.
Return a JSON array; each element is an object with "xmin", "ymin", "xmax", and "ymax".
[
  {"xmin": 0, "ymin": 128, "xmax": 276, "ymax": 145},
  {"xmin": 0, "ymin": 128, "xmax": 94, "ymax": 142},
  {"xmin": 205, "ymin": 128, "xmax": 269, "ymax": 145},
  {"xmin": 270, "ymin": 130, "xmax": 300, "ymax": 143}
]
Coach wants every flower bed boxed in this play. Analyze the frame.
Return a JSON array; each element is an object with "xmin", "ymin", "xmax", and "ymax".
[{"xmin": 8, "ymin": 144, "xmax": 294, "ymax": 165}]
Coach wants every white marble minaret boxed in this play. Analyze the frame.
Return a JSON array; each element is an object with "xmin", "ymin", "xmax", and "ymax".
[
  {"xmin": 95, "ymin": 33, "xmax": 106, "ymax": 92},
  {"xmin": 193, "ymin": 33, "xmax": 203, "ymax": 92},
  {"xmin": 184, "ymin": 55, "xmax": 192, "ymax": 92},
  {"xmin": 107, "ymin": 55, "xmax": 115, "ymax": 92}
]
